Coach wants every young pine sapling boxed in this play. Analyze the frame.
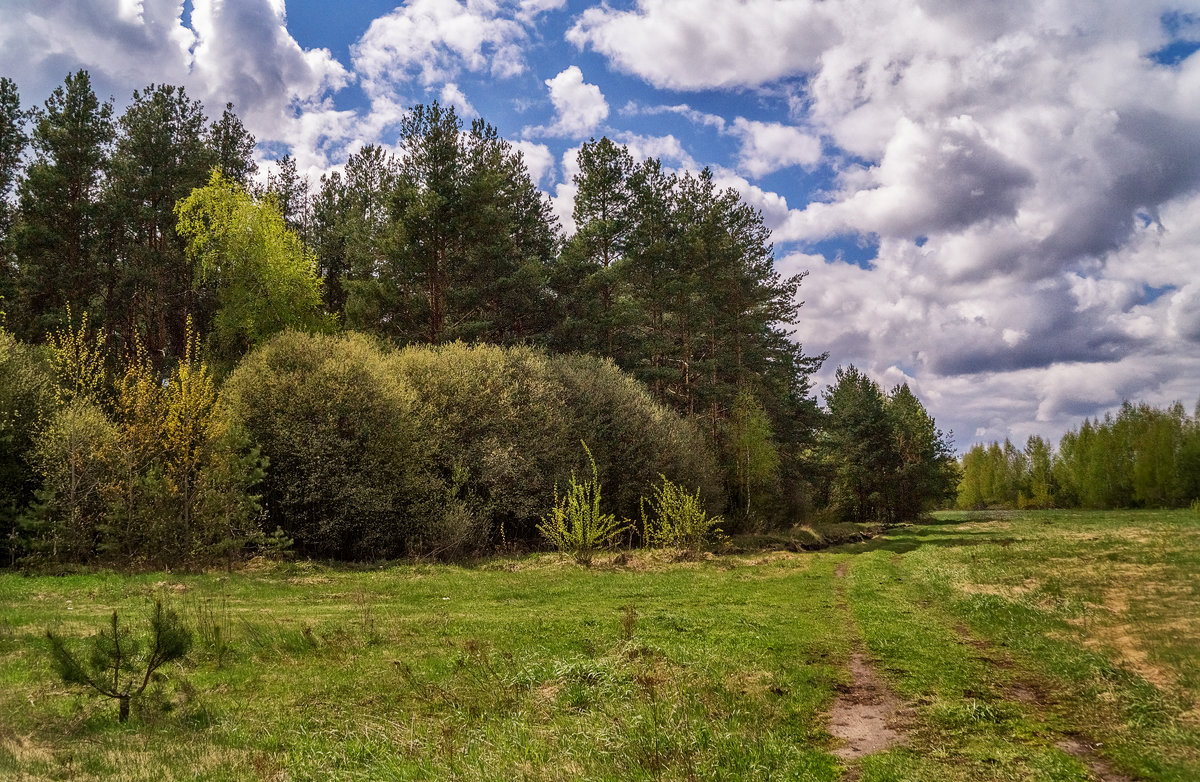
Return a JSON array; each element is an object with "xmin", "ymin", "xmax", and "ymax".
[{"xmin": 46, "ymin": 599, "xmax": 193, "ymax": 722}]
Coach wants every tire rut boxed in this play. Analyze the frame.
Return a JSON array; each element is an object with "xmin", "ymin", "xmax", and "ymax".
[
  {"xmin": 829, "ymin": 558, "xmax": 912, "ymax": 777},
  {"xmin": 953, "ymin": 624, "xmax": 1140, "ymax": 782}
]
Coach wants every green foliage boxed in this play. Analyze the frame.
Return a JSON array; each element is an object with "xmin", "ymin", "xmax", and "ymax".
[
  {"xmin": 819, "ymin": 368, "xmax": 956, "ymax": 523},
  {"xmin": 176, "ymin": 170, "xmax": 331, "ymax": 363},
  {"xmin": 46, "ymin": 599, "xmax": 192, "ymax": 722},
  {"xmin": 341, "ymin": 102, "xmax": 556, "ymax": 346},
  {"xmin": 960, "ymin": 399, "xmax": 1200, "ymax": 510},
  {"xmin": 223, "ymin": 333, "xmax": 720, "ymax": 559},
  {"xmin": 26, "ymin": 399, "xmax": 116, "ymax": 563},
  {"xmin": 724, "ymin": 390, "xmax": 780, "ymax": 522},
  {"xmin": 0, "ymin": 327, "xmax": 52, "ymax": 563},
  {"xmin": 9, "ymin": 71, "xmax": 113, "ymax": 341},
  {"xmin": 640, "ymin": 475, "xmax": 723, "ymax": 553},
  {"xmin": 537, "ymin": 442, "xmax": 628, "ymax": 565},
  {"xmin": 818, "ymin": 366, "xmax": 897, "ymax": 523},
  {"xmin": 221, "ymin": 331, "xmax": 422, "ymax": 559},
  {"xmin": 547, "ymin": 352, "xmax": 724, "ymax": 527}
]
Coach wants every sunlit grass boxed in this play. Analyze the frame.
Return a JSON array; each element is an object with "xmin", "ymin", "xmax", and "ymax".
[{"xmin": 1, "ymin": 511, "xmax": 1198, "ymax": 780}]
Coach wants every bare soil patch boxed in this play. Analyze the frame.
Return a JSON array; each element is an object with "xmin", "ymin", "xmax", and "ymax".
[
  {"xmin": 829, "ymin": 652, "xmax": 909, "ymax": 761},
  {"xmin": 1056, "ymin": 736, "xmax": 1136, "ymax": 782},
  {"xmin": 830, "ymin": 558, "xmax": 911, "ymax": 771}
]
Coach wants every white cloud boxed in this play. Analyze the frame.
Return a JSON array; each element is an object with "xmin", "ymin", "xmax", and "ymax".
[
  {"xmin": 351, "ymin": 0, "xmax": 527, "ymax": 99},
  {"xmin": 526, "ymin": 66, "xmax": 609, "ymax": 138},
  {"xmin": 439, "ymin": 82, "xmax": 477, "ymax": 117},
  {"xmin": 730, "ymin": 117, "xmax": 822, "ymax": 178},
  {"xmin": 516, "ymin": 0, "xmax": 566, "ymax": 23},
  {"xmin": 511, "ymin": 139, "xmax": 555, "ymax": 187},
  {"xmin": 567, "ymin": 0, "xmax": 839, "ymax": 90}
]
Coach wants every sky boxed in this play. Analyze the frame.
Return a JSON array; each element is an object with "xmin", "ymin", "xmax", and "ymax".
[{"xmin": 2, "ymin": 0, "xmax": 1199, "ymax": 451}]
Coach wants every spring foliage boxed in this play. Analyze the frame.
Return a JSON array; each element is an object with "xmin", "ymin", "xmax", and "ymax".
[
  {"xmin": 537, "ymin": 442, "xmax": 628, "ymax": 565},
  {"xmin": 222, "ymin": 332, "xmax": 721, "ymax": 559},
  {"xmin": 640, "ymin": 475, "xmax": 725, "ymax": 553},
  {"xmin": 958, "ymin": 401, "xmax": 1200, "ymax": 510}
]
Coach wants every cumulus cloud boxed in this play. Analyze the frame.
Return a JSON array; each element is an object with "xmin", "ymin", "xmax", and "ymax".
[
  {"xmin": 567, "ymin": 0, "xmax": 840, "ymax": 90},
  {"xmin": 525, "ymin": 66, "xmax": 609, "ymax": 138},
  {"xmin": 352, "ymin": 0, "xmax": 527, "ymax": 97},
  {"xmin": 439, "ymin": 82, "xmax": 478, "ymax": 117},
  {"xmin": 511, "ymin": 139, "xmax": 555, "ymax": 187},
  {"xmin": 729, "ymin": 117, "xmax": 822, "ymax": 178},
  {"xmin": 0, "ymin": 0, "xmax": 194, "ymax": 104}
]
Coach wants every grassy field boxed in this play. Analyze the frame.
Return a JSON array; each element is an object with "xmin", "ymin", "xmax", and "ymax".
[{"xmin": 1, "ymin": 509, "xmax": 1198, "ymax": 781}]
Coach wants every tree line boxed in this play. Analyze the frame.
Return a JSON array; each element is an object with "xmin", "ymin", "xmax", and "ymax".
[
  {"xmin": 957, "ymin": 401, "xmax": 1200, "ymax": 510},
  {"xmin": 0, "ymin": 71, "xmax": 959, "ymax": 567}
]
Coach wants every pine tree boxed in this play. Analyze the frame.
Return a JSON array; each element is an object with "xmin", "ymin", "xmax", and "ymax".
[
  {"xmin": 106, "ymin": 83, "xmax": 214, "ymax": 360},
  {"xmin": 0, "ymin": 76, "xmax": 26, "ymax": 309},
  {"xmin": 819, "ymin": 366, "xmax": 897, "ymax": 523},
  {"xmin": 886, "ymin": 383, "xmax": 958, "ymax": 520},
  {"xmin": 207, "ymin": 103, "xmax": 257, "ymax": 186},
  {"xmin": 11, "ymin": 71, "xmax": 113, "ymax": 340}
]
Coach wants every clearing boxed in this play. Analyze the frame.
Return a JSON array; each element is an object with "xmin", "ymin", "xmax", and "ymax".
[{"xmin": 1, "ymin": 509, "xmax": 1198, "ymax": 780}]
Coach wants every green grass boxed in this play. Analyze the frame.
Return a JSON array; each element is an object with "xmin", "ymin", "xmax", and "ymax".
[{"xmin": 1, "ymin": 511, "xmax": 1198, "ymax": 780}]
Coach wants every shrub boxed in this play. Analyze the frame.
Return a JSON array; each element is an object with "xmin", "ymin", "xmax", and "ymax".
[
  {"xmin": 0, "ymin": 328, "xmax": 54, "ymax": 564},
  {"xmin": 538, "ymin": 443, "xmax": 628, "ymax": 565},
  {"xmin": 25, "ymin": 400, "xmax": 116, "ymax": 564},
  {"xmin": 222, "ymin": 331, "xmax": 425, "ymax": 559},
  {"xmin": 549, "ymin": 353, "xmax": 724, "ymax": 524},
  {"xmin": 224, "ymin": 334, "xmax": 724, "ymax": 559},
  {"xmin": 389, "ymin": 342, "xmax": 572, "ymax": 543},
  {"xmin": 640, "ymin": 475, "xmax": 724, "ymax": 553}
]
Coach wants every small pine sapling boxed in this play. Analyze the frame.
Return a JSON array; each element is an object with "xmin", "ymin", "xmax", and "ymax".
[
  {"xmin": 538, "ymin": 442, "xmax": 628, "ymax": 565},
  {"xmin": 46, "ymin": 599, "xmax": 193, "ymax": 722}
]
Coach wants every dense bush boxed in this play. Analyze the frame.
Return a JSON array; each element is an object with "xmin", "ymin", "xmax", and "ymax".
[
  {"xmin": 549, "ymin": 353, "xmax": 723, "ymax": 527},
  {"xmin": 221, "ymin": 331, "xmax": 424, "ymax": 559},
  {"xmin": 223, "ymin": 332, "xmax": 724, "ymax": 559},
  {"xmin": 0, "ymin": 329, "xmax": 54, "ymax": 564}
]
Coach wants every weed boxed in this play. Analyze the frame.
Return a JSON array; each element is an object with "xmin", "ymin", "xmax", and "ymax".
[
  {"xmin": 640, "ymin": 475, "xmax": 723, "ymax": 554},
  {"xmin": 538, "ymin": 441, "xmax": 628, "ymax": 565}
]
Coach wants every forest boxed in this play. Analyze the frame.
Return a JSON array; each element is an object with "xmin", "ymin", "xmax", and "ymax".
[
  {"xmin": 957, "ymin": 400, "xmax": 1200, "ymax": 511},
  {"xmin": 0, "ymin": 70, "xmax": 953, "ymax": 567}
]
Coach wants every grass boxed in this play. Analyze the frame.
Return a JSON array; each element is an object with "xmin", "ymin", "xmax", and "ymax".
[{"xmin": 0, "ymin": 510, "xmax": 1198, "ymax": 780}]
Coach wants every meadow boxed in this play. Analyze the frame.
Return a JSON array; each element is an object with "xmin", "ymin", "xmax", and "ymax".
[{"xmin": 1, "ymin": 509, "xmax": 1197, "ymax": 781}]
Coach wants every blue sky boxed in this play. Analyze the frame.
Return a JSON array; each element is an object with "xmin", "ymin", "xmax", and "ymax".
[{"xmin": 2, "ymin": 0, "xmax": 1200, "ymax": 450}]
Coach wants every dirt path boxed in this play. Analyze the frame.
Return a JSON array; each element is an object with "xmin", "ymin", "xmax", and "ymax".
[{"xmin": 829, "ymin": 559, "xmax": 911, "ymax": 776}]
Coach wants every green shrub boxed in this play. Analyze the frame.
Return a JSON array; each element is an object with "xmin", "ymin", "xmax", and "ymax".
[
  {"xmin": 224, "ymin": 333, "xmax": 723, "ymax": 559},
  {"xmin": 0, "ymin": 329, "xmax": 54, "ymax": 563},
  {"xmin": 549, "ymin": 353, "xmax": 723, "ymax": 524},
  {"xmin": 538, "ymin": 442, "xmax": 628, "ymax": 565},
  {"xmin": 389, "ymin": 342, "xmax": 572, "ymax": 543},
  {"xmin": 25, "ymin": 400, "xmax": 117, "ymax": 563},
  {"xmin": 640, "ymin": 475, "xmax": 724, "ymax": 553},
  {"xmin": 222, "ymin": 331, "xmax": 426, "ymax": 559}
]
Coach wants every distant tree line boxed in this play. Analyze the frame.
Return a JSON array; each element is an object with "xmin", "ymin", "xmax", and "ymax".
[
  {"xmin": 0, "ymin": 71, "xmax": 959, "ymax": 567},
  {"xmin": 957, "ymin": 401, "xmax": 1200, "ymax": 510}
]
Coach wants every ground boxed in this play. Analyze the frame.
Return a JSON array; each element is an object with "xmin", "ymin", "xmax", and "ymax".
[{"xmin": 1, "ymin": 509, "xmax": 1197, "ymax": 780}]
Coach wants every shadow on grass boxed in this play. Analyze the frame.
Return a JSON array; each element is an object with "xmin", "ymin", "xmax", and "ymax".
[{"xmin": 831, "ymin": 515, "xmax": 1020, "ymax": 556}]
